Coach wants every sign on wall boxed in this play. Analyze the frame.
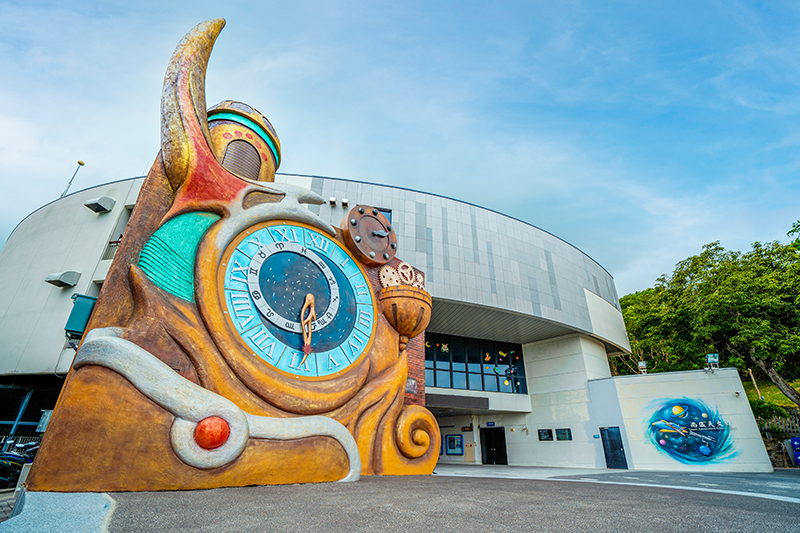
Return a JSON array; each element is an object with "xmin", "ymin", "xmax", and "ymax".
[{"xmin": 645, "ymin": 398, "xmax": 737, "ymax": 464}]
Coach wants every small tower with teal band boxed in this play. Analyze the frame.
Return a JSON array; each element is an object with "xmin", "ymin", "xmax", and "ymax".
[{"xmin": 207, "ymin": 101, "xmax": 281, "ymax": 182}]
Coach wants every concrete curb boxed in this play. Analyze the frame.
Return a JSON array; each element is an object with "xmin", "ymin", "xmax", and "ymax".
[{"xmin": 0, "ymin": 491, "xmax": 115, "ymax": 533}]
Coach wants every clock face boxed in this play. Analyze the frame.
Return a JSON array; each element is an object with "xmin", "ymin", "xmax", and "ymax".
[
  {"xmin": 341, "ymin": 205, "xmax": 397, "ymax": 266},
  {"xmin": 219, "ymin": 222, "xmax": 376, "ymax": 379}
]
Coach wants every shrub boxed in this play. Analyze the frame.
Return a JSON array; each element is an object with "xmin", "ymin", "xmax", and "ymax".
[{"xmin": 750, "ymin": 399, "xmax": 788, "ymax": 419}]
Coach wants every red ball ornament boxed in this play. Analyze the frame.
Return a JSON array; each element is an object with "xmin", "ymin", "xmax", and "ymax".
[{"xmin": 194, "ymin": 416, "xmax": 231, "ymax": 450}]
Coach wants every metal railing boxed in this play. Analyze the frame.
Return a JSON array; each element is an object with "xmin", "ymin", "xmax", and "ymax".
[
  {"xmin": 1, "ymin": 435, "xmax": 42, "ymax": 453},
  {"xmin": 102, "ymin": 240, "xmax": 121, "ymax": 260}
]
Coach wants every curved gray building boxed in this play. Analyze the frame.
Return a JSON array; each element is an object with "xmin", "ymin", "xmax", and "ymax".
[{"xmin": 300, "ymin": 174, "xmax": 629, "ymax": 354}]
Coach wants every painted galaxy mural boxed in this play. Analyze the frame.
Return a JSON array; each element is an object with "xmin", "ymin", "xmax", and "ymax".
[{"xmin": 645, "ymin": 398, "xmax": 737, "ymax": 464}]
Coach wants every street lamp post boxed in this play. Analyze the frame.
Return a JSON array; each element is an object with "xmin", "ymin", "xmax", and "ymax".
[{"xmin": 60, "ymin": 160, "xmax": 85, "ymax": 198}]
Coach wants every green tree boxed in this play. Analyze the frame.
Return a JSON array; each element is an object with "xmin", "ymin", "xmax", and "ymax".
[
  {"xmin": 619, "ymin": 287, "xmax": 693, "ymax": 375},
  {"xmin": 620, "ymin": 222, "xmax": 800, "ymax": 407}
]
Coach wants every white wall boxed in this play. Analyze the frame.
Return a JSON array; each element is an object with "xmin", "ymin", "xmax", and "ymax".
[
  {"xmin": 584, "ymin": 288, "xmax": 630, "ymax": 352},
  {"xmin": 0, "ymin": 178, "xmax": 142, "ymax": 374},
  {"xmin": 436, "ymin": 415, "xmax": 480, "ymax": 464},
  {"xmin": 588, "ymin": 368, "xmax": 772, "ymax": 473},
  {"xmin": 436, "ymin": 366, "xmax": 771, "ymax": 472},
  {"xmin": 587, "ymin": 375, "xmax": 631, "ymax": 468},
  {"xmin": 509, "ymin": 334, "xmax": 612, "ymax": 468}
]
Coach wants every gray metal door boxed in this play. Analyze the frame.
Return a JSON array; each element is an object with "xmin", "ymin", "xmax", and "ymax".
[{"xmin": 600, "ymin": 426, "xmax": 628, "ymax": 469}]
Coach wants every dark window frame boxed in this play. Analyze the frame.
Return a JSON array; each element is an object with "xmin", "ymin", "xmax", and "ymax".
[{"xmin": 423, "ymin": 332, "xmax": 525, "ymax": 394}]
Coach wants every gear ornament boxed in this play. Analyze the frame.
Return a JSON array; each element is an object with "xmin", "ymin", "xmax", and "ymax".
[
  {"xmin": 379, "ymin": 264, "xmax": 401, "ymax": 287},
  {"xmin": 379, "ymin": 262, "xmax": 425, "ymax": 290}
]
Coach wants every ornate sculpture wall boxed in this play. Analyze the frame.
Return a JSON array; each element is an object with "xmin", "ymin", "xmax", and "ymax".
[{"xmin": 26, "ymin": 18, "xmax": 439, "ymax": 492}]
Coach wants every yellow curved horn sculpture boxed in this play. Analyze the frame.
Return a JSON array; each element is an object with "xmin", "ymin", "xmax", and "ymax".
[{"xmin": 160, "ymin": 18, "xmax": 225, "ymax": 192}]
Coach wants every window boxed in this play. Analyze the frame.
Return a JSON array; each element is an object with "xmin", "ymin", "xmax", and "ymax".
[
  {"xmin": 423, "ymin": 333, "xmax": 525, "ymax": 394},
  {"xmin": 538, "ymin": 429, "xmax": 554, "ymax": 441},
  {"xmin": 467, "ymin": 373, "xmax": 482, "ymax": 390}
]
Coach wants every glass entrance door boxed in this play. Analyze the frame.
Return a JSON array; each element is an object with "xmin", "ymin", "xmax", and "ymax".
[{"xmin": 479, "ymin": 427, "xmax": 508, "ymax": 465}]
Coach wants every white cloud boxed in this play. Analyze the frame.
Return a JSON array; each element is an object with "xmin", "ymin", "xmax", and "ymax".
[{"xmin": 1, "ymin": 1, "xmax": 800, "ymax": 302}]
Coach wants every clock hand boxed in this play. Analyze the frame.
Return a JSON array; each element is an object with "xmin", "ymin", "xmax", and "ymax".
[
  {"xmin": 300, "ymin": 293, "xmax": 316, "ymax": 364},
  {"xmin": 372, "ymin": 230, "xmax": 389, "ymax": 238}
]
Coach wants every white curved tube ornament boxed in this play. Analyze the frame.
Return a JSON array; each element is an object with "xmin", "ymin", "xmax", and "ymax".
[
  {"xmin": 75, "ymin": 327, "xmax": 361, "ymax": 481},
  {"xmin": 246, "ymin": 414, "xmax": 361, "ymax": 482}
]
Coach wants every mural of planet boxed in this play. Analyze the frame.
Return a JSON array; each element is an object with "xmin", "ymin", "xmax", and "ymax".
[
  {"xmin": 671, "ymin": 404, "xmax": 688, "ymax": 418},
  {"xmin": 645, "ymin": 398, "xmax": 736, "ymax": 464}
]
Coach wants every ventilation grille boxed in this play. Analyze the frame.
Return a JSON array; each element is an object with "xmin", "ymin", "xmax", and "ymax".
[{"xmin": 222, "ymin": 140, "xmax": 261, "ymax": 181}]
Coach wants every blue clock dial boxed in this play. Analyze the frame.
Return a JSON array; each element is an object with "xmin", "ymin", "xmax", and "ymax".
[
  {"xmin": 222, "ymin": 223, "xmax": 376, "ymax": 378},
  {"xmin": 247, "ymin": 241, "xmax": 341, "ymax": 335}
]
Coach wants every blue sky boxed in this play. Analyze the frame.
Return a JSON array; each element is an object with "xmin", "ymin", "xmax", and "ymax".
[{"xmin": 1, "ymin": 1, "xmax": 799, "ymax": 296}]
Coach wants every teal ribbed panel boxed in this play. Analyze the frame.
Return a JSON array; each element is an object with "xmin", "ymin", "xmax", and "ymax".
[{"xmin": 138, "ymin": 212, "xmax": 221, "ymax": 301}]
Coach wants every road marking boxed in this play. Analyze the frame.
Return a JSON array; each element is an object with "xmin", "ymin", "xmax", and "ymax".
[
  {"xmin": 698, "ymin": 483, "xmax": 719, "ymax": 487},
  {"xmin": 556, "ymin": 479, "xmax": 800, "ymax": 505}
]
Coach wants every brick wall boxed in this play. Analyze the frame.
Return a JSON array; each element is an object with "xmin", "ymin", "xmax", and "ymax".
[
  {"xmin": 404, "ymin": 333, "xmax": 425, "ymax": 406},
  {"xmin": 363, "ymin": 256, "xmax": 426, "ymax": 407}
]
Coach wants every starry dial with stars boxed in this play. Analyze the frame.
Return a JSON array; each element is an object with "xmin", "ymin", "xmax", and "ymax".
[{"xmin": 220, "ymin": 222, "xmax": 376, "ymax": 379}]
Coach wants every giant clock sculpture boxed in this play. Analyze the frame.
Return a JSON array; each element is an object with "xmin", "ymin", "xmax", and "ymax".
[{"xmin": 27, "ymin": 19, "xmax": 439, "ymax": 492}]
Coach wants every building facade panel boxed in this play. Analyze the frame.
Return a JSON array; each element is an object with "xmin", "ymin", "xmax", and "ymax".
[
  {"xmin": 277, "ymin": 173, "xmax": 626, "ymax": 351},
  {"xmin": 0, "ymin": 179, "xmax": 138, "ymax": 374}
]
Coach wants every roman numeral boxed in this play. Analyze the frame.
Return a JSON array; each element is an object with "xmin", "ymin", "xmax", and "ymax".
[
  {"xmin": 327, "ymin": 352, "xmax": 340, "ymax": 370},
  {"xmin": 288, "ymin": 351, "xmax": 311, "ymax": 372},
  {"xmin": 247, "ymin": 236, "xmax": 267, "ymax": 251},
  {"xmin": 274, "ymin": 227, "xmax": 299, "ymax": 242},
  {"xmin": 230, "ymin": 293, "xmax": 256, "ymax": 329},
  {"xmin": 230, "ymin": 293, "xmax": 251, "ymax": 313},
  {"xmin": 348, "ymin": 333, "xmax": 365, "ymax": 357},
  {"xmin": 354, "ymin": 284, "xmax": 369, "ymax": 297},
  {"xmin": 307, "ymin": 232, "xmax": 330, "ymax": 253},
  {"xmin": 237, "ymin": 314, "xmax": 255, "ymax": 329},
  {"xmin": 357, "ymin": 309, "xmax": 371, "ymax": 329},
  {"xmin": 248, "ymin": 328, "xmax": 276, "ymax": 360},
  {"xmin": 229, "ymin": 259, "xmax": 248, "ymax": 283}
]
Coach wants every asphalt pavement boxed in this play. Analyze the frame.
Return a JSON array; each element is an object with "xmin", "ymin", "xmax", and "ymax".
[
  {"xmin": 435, "ymin": 463, "xmax": 800, "ymax": 503},
  {"xmin": 2, "ymin": 465, "xmax": 799, "ymax": 532},
  {"xmin": 106, "ymin": 474, "xmax": 799, "ymax": 533},
  {"xmin": 555, "ymin": 468, "xmax": 800, "ymax": 502}
]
